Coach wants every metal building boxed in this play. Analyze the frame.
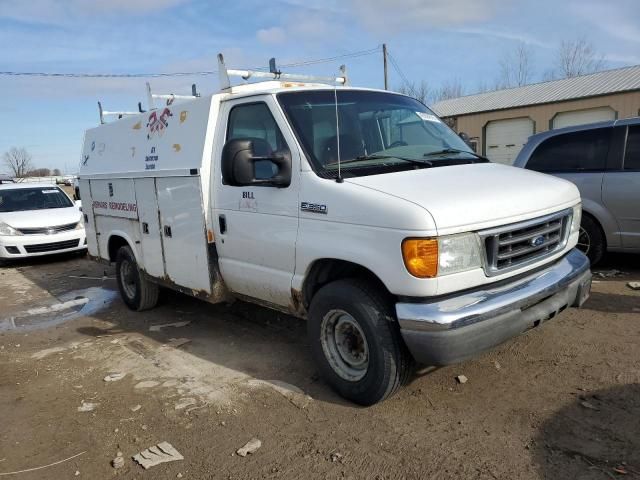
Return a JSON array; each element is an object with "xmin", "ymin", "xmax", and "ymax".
[{"xmin": 432, "ymin": 65, "xmax": 640, "ymax": 164}]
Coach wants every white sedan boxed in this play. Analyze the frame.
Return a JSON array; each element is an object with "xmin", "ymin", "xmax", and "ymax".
[{"xmin": 0, "ymin": 183, "xmax": 86, "ymax": 260}]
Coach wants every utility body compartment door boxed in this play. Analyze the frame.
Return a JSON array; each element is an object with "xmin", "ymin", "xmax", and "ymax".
[
  {"xmin": 156, "ymin": 176, "xmax": 211, "ymax": 292},
  {"xmin": 89, "ymin": 178, "xmax": 141, "ymax": 261},
  {"xmin": 134, "ymin": 178, "xmax": 165, "ymax": 278}
]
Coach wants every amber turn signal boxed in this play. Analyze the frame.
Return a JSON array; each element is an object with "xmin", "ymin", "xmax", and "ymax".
[{"xmin": 401, "ymin": 238, "xmax": 438, "ymax": 278}]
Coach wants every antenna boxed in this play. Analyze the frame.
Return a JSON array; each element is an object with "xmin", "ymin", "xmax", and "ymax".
[{"xmin": 333, "ymin": 86, "xmax": 343, "ymax": 183}]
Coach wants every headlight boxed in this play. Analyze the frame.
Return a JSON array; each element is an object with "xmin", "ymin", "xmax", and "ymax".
[
  {"xmin": 0, "ymin": 221, "xmax": 22, "ymax": 236},
  {"xmin": 74, "ymin": 221, "xmax": 84, "ymax": 230},
  {"xmin": 571, "ymin": 203, "xmax": 582, "ymax": 235},
  {"xmin": 402, "ymin": 233, "xmax": 483, "ymax": 278}
]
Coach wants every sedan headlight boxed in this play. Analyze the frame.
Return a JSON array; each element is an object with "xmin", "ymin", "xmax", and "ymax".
[
  {"xmin": 74, "ymin": 221, "xmax": 84, "ymax": 230},
  {"xmin": 571, "ymin": 203, "xmax": 582, "ymax": 235},
  {"xmin": 402, "ymin": 232, "xmax": 483, "ymax": 278},
  {"xmin": 0, "ymin": 221, "xmax": 22, "ymax": 236}
]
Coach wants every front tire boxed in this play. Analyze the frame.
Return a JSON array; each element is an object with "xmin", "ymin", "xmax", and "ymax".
[
  {"xmin": 577, "ymin": 215, "xmax": 605, "ymax": 266},
  {"xmin": 115, "ymin": 246, "xmax": 159, "ymax": 311},
  {"xmin": 308, "ymin": 279, "xmax": 413, "ymax": 405}
]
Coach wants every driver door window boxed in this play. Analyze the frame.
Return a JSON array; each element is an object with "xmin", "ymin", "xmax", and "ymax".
[{"xmin": 227, "ymin": 103, "xmax": 288, "ymax": 180}]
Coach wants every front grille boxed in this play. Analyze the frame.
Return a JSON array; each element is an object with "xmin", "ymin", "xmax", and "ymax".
[
  {"xmin": 480, "ymin": 209, "xmax": 572, "ymax": 276},
  {"xmin": 18, "ymin": 222, "xmax": 78, "ymax": 235},
  {"xmin": 24, "ymin": 239, "xmax": 80, "ymax": 253}
]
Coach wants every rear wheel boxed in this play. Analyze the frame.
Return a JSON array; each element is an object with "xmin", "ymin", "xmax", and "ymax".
[
  {"xmin": 115, "ymin": 246, "xmax": 159, "ymax": 311},
  {"xmin": 308, "ymin": 279, "xmax": 413, "ymax": 405},
  {"xmin": 577, "ymin": 215, "xmax": 605, "ymax": 266}
]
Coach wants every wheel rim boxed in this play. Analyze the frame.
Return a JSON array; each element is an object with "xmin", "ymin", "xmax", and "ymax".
[
  {"xmin": 320, "ymin": 309, "xmax": 369, "ymax": 382},
  {"xmin": 120, "ymin": 259, "xmax": 137, "ymax": 300},
  {"xmin": 577, "ymin": 226, "xmax": 591, "ymax": 255}
]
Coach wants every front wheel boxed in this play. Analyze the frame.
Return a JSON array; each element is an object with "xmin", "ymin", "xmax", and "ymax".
[
  {"xmin": 115, "ymin": 246, "xmax": 159, "ymax": 311},
  {"xmin": 308, "ymin": 279, "xmax": 413, "ymax": 405},
  {"xmin": 577, "ymin": 215, "xmax": 605, "ymax": 266}
]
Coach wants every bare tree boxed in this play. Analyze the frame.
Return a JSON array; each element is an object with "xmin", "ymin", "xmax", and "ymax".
[
  {"xmin": 396, "ymin": 80, "xmax": 432, "ymax": 104},
  {"xmin": 52, "ymin": 168, "xmax": 62, "ymax": 176},
  {"xmin": 497, "ymin": 42, "xmax": 534, "ymax": 88},
  {"xmin": 3, "ymin": 147, "xmax": 33, "ymax": 178},
  {"xmin": 433, "ymin": 79, "xmax": 465, "ymax": 102},
  {"xmin": 474, "ymin": 80, "xmax": 492, "ymax": 94},
  {"xmin": 554, "ymin": 37, "xmax": 606, "ymax": 78}
]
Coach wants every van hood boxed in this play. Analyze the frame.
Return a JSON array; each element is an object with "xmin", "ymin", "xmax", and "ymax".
[
  {"xmin": 0, "ymin": 207, "xmax": 82, "ymax": 229},
  {"xmin": 345, "ymin": 163, "xmax": 580, "ymax": 234}
]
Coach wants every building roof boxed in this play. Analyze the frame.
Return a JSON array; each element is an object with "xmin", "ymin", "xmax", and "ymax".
[{"xmin": 431, "ymin": 65, "xmax": 640, "ymax": 117}]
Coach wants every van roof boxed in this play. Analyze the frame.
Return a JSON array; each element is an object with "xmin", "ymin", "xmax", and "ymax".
[{"xmin": 220, "ymin": 83, "xmax": 402, "ymax": 100}]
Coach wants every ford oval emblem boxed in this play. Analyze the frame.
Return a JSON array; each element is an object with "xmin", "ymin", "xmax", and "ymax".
[{"xmin": 531, "ymin": 235, "xmax": 545, "ymax": 247}]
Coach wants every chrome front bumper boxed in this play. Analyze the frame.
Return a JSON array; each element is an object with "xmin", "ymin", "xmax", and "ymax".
[{"xmin": 396, "ymin": 248, "xmax": 591, "ymax": 365}]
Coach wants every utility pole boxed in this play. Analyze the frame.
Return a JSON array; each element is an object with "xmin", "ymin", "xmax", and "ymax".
[{"xmin": 382, "ymin": 43, "xmax": 388, "ymax": 90}]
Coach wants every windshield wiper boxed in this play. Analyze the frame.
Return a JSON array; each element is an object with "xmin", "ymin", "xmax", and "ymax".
[
  {"xmin": 328, "ymin": 154, "xmax": 433, "ymax": 167},
  {"xmin": 423, "ymin": 148, "xmax": 489, "ymax": 162}
]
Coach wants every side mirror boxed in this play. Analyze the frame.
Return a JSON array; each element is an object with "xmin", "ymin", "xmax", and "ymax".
[{"xmin": 221, "ymin": 139, "xmax": 291, "ymax": 188}]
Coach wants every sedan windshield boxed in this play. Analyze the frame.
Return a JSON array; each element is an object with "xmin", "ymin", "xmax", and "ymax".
[
  {"xmin": 277, "ymin": 90, "xmax": 479, "ymax": 179},
  {"xmin": 0, "ymin": 187, "xmax": 73, "ymax": 212}
]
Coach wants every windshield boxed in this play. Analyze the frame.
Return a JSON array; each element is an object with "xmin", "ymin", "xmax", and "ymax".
[
  {"xmin": 277, "ymin": 90, "xmax": 477, "ymax": 178},
  {"xmin": 0, "ymin": 186, "xmax": 73, "ymax": 212}
]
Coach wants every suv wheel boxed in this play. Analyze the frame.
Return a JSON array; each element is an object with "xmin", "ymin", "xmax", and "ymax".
[
  {"xmin": 577, "ymin": 215, "xmax": 605, "ymax": 266},
  {"xmin": 116, "ymin": 245, "xmax": 159, "ymax": 311},
  {"xmin": 308, "ymin": 279, "xmax": 413, "ymax": 405}
]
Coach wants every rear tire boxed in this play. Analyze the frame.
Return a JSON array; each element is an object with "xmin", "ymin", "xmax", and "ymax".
[
  {"xmin": 115, "ymin": 246, "xmax": 159, "ymax": 311},
  {"xmin": 308, "ymin": 279, "xmax": 413, "ymax": 405},
  {"xmin": 577, "ymin": 215, "xmax": 605, "ymax": 266}
]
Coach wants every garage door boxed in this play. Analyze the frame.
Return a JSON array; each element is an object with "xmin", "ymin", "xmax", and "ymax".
[
  {"xmin": 552, "ymin": 107, "xmax": 615, "ymax": 129},
  {"xmin": 485, "ymin": 117, "xmax": 534, "ymax": 165}
]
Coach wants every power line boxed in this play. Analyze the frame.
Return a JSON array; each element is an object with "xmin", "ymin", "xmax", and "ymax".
[
  {"xmin": 386, "ymin": 51, "xmax": 414, "ymax": 94},
  {"xmin": 0, "ymin": 46, "xmax": 381, "ymax": 78}
]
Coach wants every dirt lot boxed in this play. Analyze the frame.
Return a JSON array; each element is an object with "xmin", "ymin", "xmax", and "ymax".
[{"xmin": 0, "ymin": 253, "xmax": 639, "ymax": 479}]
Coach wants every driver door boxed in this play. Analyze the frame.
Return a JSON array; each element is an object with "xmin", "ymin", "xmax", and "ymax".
[{"xmin": 212, "ymin": 96, "xmax": 300, "ymax": 307}]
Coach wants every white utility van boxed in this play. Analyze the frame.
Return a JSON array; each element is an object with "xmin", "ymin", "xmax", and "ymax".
[{"xmin": 80, "ymin": 55, "xmax": 591, "ymax": 405}]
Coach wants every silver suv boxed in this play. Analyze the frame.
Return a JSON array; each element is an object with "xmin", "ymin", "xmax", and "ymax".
[{"xmin": 513, "ymin": 118, "xmax": 640, "ymax": 265}]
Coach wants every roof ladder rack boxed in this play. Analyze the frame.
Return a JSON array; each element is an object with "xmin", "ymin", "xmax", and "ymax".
[
  {"xmin": 217, "ymin": 53, "xmax": 348, "ymax": 91},
  {"xmin": 146, "ymin": 82, "xmax": 200, "ymax": 110},
  {"xmin": 97, "ymin": 102, "xmax": 139, "ymax": 124}
]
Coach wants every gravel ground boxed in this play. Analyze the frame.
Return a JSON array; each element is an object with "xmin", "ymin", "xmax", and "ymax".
[{"xmin": 0, "ymin": 252, "xmax": 638, "ymax": 479}]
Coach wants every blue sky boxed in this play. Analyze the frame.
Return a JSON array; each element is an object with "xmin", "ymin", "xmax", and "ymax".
[{"xmin": 1, "ymin": 0, "xmax": 639, "ymax": 173}]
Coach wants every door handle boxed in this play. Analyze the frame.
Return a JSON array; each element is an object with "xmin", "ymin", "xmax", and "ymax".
[
  {"xmin": 218, "ymin": 215, "xmax": 227, "ymax": 234},
  {"xmin": 163, "ymin": 225, "xmax": 172, "ymax": 237}
]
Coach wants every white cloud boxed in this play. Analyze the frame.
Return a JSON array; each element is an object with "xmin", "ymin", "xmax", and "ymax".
[
  {"xmin": 256, "ymin": 27, "xmax": 287, "ymax": 45},
  {"xmin": 350, "ymin": 0, "xmax": 503, "ymax": 30}
]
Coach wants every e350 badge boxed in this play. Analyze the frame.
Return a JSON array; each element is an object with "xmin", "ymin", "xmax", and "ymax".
[{"xmin": 301, "ymin": 202, "xmax": 327, "ymax": 214}]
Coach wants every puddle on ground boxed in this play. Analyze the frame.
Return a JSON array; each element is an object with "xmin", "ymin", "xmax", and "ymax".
[{"xmin": 0, "ymin": 287, "xmax": 118, "ymax": 332}]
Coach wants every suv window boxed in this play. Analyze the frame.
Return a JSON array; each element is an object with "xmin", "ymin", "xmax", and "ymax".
[
  {"xmin": 624, "ymin": 125, "xmax": 640, "ymax": 170},
  {"xmin": 226, "ymin": 102, "xmax": 289, "ymax": 181},
  {"xmin": 527, "ymin": 128, "xmax": 611, "ymax": 173}
]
